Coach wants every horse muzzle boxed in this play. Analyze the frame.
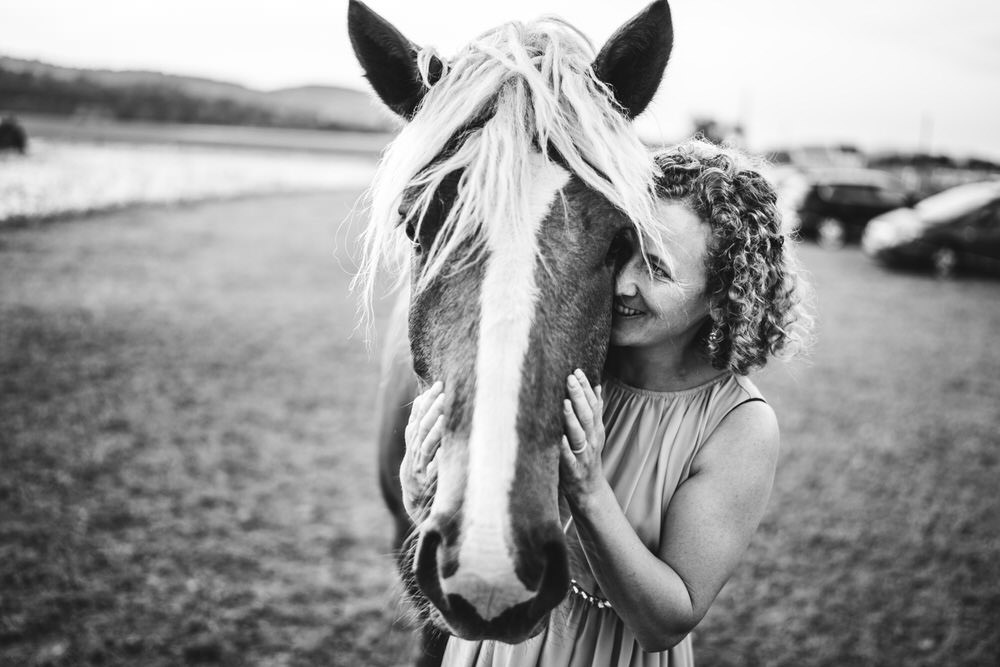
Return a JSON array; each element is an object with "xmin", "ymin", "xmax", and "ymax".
[{"xmin": 414, "ymin": 514, "xmax": 570, "ymax": 642}]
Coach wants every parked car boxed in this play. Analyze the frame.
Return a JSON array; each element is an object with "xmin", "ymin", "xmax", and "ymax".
[
  {"xmin": 862, "ymin": 180, "xmax": 1000, "ymax": 277},
  {"xmin": 0, "ymin": 116, "xmax": 28, "ymax": 154},
  {"xmin": 791, "ymin": 168, "xmax": 911, "ymax": 248}
]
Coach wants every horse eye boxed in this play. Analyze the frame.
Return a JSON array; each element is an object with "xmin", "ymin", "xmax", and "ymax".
[
  {"xmin": 403, "ymin": 219, "xmax": 426, "ymax": 255},
  {"xmin": 404, "ymin": 218, "xmax": 420, "ymax": 247},
  {"xmin": 605, "ymin": 230, "xmax": 633, "ymax": 267}
]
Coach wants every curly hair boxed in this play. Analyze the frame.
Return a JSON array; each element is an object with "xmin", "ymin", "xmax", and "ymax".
[{"xmin": 653, "ymin": 138, "xmax": 814, "ymax": 374}]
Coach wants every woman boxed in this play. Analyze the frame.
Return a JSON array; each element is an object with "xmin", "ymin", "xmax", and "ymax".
[{"xmin": 403, "ymin": 138, "xmax": 812, "ymax": 666}]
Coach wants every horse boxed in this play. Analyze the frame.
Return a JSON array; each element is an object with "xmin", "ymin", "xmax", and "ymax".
[{"xmin": 347, "ymin": 0, "xmax": 673, "ymax": 661}]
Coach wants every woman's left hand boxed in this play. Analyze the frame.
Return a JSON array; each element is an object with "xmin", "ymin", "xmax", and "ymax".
[{"xmin": 559, "ymin": 369, "xmax": 608, "ymax": 509}]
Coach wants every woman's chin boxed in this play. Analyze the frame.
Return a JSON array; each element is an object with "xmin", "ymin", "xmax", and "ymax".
[{"xmin": 610, "ymin": 323, "xmax": 644, "ymax": 347}]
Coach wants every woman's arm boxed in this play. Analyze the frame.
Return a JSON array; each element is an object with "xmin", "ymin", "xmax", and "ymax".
[{"xmin": 561, "ymin": 371, "xmax": 779, "ymax": 652}]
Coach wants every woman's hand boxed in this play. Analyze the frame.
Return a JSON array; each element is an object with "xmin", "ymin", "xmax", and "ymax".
[
  {"xmin": 400, "ymin": 380, "xmax": 447, "ymax": 521},
  {"xmin": 559, "ymin": 369, "xmax": 608, "ymax": 510}
]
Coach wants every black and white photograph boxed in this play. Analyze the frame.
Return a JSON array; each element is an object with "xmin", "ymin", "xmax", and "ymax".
[{"xmin": 2, "ymin": 1, "xmax": 998, "ymax": 665}]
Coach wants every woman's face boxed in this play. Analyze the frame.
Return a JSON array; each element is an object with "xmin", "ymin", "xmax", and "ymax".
[{"xmin": 611, "ymin": 199, "xmax": 712, "ymax": 349}]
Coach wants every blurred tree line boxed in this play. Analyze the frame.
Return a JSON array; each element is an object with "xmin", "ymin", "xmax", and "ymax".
[{"xmin": 0, "ymin": 66, "xmax": 370, "ymax": 132}]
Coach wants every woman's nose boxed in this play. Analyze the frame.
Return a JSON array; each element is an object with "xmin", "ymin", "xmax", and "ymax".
[{"xmin": 615, "ymin": 257, "xmax": 641, "ymax": 297}]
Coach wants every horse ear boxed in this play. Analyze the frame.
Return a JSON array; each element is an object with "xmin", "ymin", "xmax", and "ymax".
[
  {"xmin": 347, "ymin": 0, "xmax": 441, "ymax": 119},
  {"xmin": 592, "ymin": 0, "xmax": 674, "ymax": 119}
]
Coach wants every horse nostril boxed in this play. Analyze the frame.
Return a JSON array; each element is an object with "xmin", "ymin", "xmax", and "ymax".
[
  {"xmin": 530, "ymin": 539, "xmax": 570, "ymax": 616},
  {"xmin": 415, "ymin": 524, "xmax": 450, "ymax": 612}
]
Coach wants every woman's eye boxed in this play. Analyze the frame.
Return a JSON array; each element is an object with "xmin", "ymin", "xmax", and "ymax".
[{"xmin": 651, "ymin": 264, "xmax": 670, "ymax": 280}]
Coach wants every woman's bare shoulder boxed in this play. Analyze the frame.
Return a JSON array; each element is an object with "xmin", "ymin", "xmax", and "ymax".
[{"xmin": 690, "ymin": 399, "xmax": 779, "ymax": 481}]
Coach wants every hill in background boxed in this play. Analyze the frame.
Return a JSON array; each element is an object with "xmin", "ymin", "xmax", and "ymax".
[{"xmin": 0, "ymin": 55, "xmax": 395, "ymax": 133}]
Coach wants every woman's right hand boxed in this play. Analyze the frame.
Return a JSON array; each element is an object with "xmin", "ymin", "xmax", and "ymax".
[{"xmin": 400, "ymin": 380, "xmax": 447, "ymax": 521}]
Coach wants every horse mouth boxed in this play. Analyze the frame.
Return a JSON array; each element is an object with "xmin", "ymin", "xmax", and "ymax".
[
  {"xmin": 400, "ymin": 525, "xmax": 569, "ymax": 643},
  {"xmin": 438, "ymin": 595, "xmax": 554, "ymax": 643}
]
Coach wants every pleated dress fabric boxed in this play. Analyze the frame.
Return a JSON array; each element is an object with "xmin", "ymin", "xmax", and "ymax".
[{"xmin": 441, "ymin": 372, "xmax": 765, "ymax": 667}]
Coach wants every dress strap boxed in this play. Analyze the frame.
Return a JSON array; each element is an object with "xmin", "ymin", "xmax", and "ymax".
[{"xmin": 720, "ymin": 396, "xmax": 766, "ymax": 422}]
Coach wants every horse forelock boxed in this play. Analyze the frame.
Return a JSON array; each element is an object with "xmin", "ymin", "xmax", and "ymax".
[{"xmin": 353, "ymin": 15, "xmax": 665, "ymax": 333}]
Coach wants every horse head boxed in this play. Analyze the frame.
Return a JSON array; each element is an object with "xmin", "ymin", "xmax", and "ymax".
[{"xmin": 350, "ymin": 0, "xmax": 673, "ymax": 643}]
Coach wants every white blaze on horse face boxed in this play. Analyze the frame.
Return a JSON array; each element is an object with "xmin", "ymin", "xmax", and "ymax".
[{"xmin": 440, "ymin": 154, "xmax": 570, "ymax": 620}]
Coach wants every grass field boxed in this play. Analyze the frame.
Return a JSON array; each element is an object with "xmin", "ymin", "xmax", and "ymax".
[{"xmin": 1, "ymin": 192, "xmax": 998, "ymax": 666}]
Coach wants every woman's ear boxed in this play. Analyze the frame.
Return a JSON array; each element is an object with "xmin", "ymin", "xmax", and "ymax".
[
  {"xmin": 347, "ymin": 0, "xmax": 443, "ymax": 119},
  {"xmin": 592, "ymin": 0, "xmax": 674, "ymax": 118}
]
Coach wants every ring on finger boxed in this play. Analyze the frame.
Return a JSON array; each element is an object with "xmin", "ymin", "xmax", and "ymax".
[{"xmin": 570, "ymin": 440, "xmax": 587, "ymax": 455}]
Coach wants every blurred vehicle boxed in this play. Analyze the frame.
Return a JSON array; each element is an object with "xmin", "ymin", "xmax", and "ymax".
[
  {"xmin": 793, "ymin": 168, "xmax": 912, "ymax": 248},
  {"xmin": 0, "ymin": 116, "xmax": 27, "ymax": 153},
  {"xmin": 762, "ymin": 165, "xmax": 810, "ymax": 235},
  {"xmin": 768, "ymin": 145, "xmax": 866, "ymax": 170},
  {"xmin": 862, "ymin": 180, "xmax": 1000, "ymax": 277}
]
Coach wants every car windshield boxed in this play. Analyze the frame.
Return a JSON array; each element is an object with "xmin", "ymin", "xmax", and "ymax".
[
  {"xmin": 818, "ymin": 184, "xmax": 907, "ymax": 207},
  {"xmin": 915, "ymin": 182, "xmax": 1000, "ymax": 224}
]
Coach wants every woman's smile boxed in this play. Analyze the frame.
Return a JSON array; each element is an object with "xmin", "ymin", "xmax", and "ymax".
[{"xmin": 613, "ymin": 299, "xmax": 644, "ymax": 318}]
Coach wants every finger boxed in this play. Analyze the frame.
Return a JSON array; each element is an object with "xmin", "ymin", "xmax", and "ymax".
[
  {"xmin": 573, "ymin": 369, "xmax": 600, "ymax": 413},
  {"xmin": 406, "ymin": 398, "xmax": 420, "ymax": 434},
  {"xmin": 416, "ymin": 392, "xmax": 446, "ymax": 445},
  {"xmin": 416, "ymin": 380, "xmax": 442, "ymax": 412},
  {"xmin": 421, "ymin": 414, "xmax": 445, "ymax": 463},
  {"xmin": 563, "ymin": 399, "xmax": 588, "ymax": 449},
  {"xmin": 416, "ymin": 381, "xmax": 443, "ymax": 414},
  {"xmin": 408, "ymin": 381, "xmax": 441, "ymax": 435},
  {"xmin": 559, "ymin": 435, "xmax": 577, "ymax": 464},
  {"xmin": 400, "ymin": 448, "xmax": 421, "ymax": 493},
  {"xmin": 404, "ymin": 411, "xmax": 418, "ymax": 451},
  {"xmin": 407, "ymin": 401, "xmax": 423, "ymax": 436},
  {"xmin": 566, "ymin": 374, "xmax": 594, "ymax": 427}
]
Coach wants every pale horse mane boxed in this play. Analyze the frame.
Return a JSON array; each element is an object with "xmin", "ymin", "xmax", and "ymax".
[{"xmin": 353, "ymin": 16, "xmax": 665, "ymax": 328}]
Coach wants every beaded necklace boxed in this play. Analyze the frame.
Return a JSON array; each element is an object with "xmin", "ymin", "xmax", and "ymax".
[
  {"xmin": 563, "ymin": 507, "xmax": 613, "ymax": 610},
  {"xmin": 569, "ymin": 578, "xmax": 613, "ymax": 609}
]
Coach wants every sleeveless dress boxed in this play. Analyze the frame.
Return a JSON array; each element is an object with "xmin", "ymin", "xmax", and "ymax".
[{"xmin": 441, "ymin": 372, "xmax": 765, "ymax": 667}]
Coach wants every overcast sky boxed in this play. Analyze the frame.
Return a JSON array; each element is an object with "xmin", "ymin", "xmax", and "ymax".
[{"xmin": 3, "ymin": 0, "xmax": 999, "ymax": 159}]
